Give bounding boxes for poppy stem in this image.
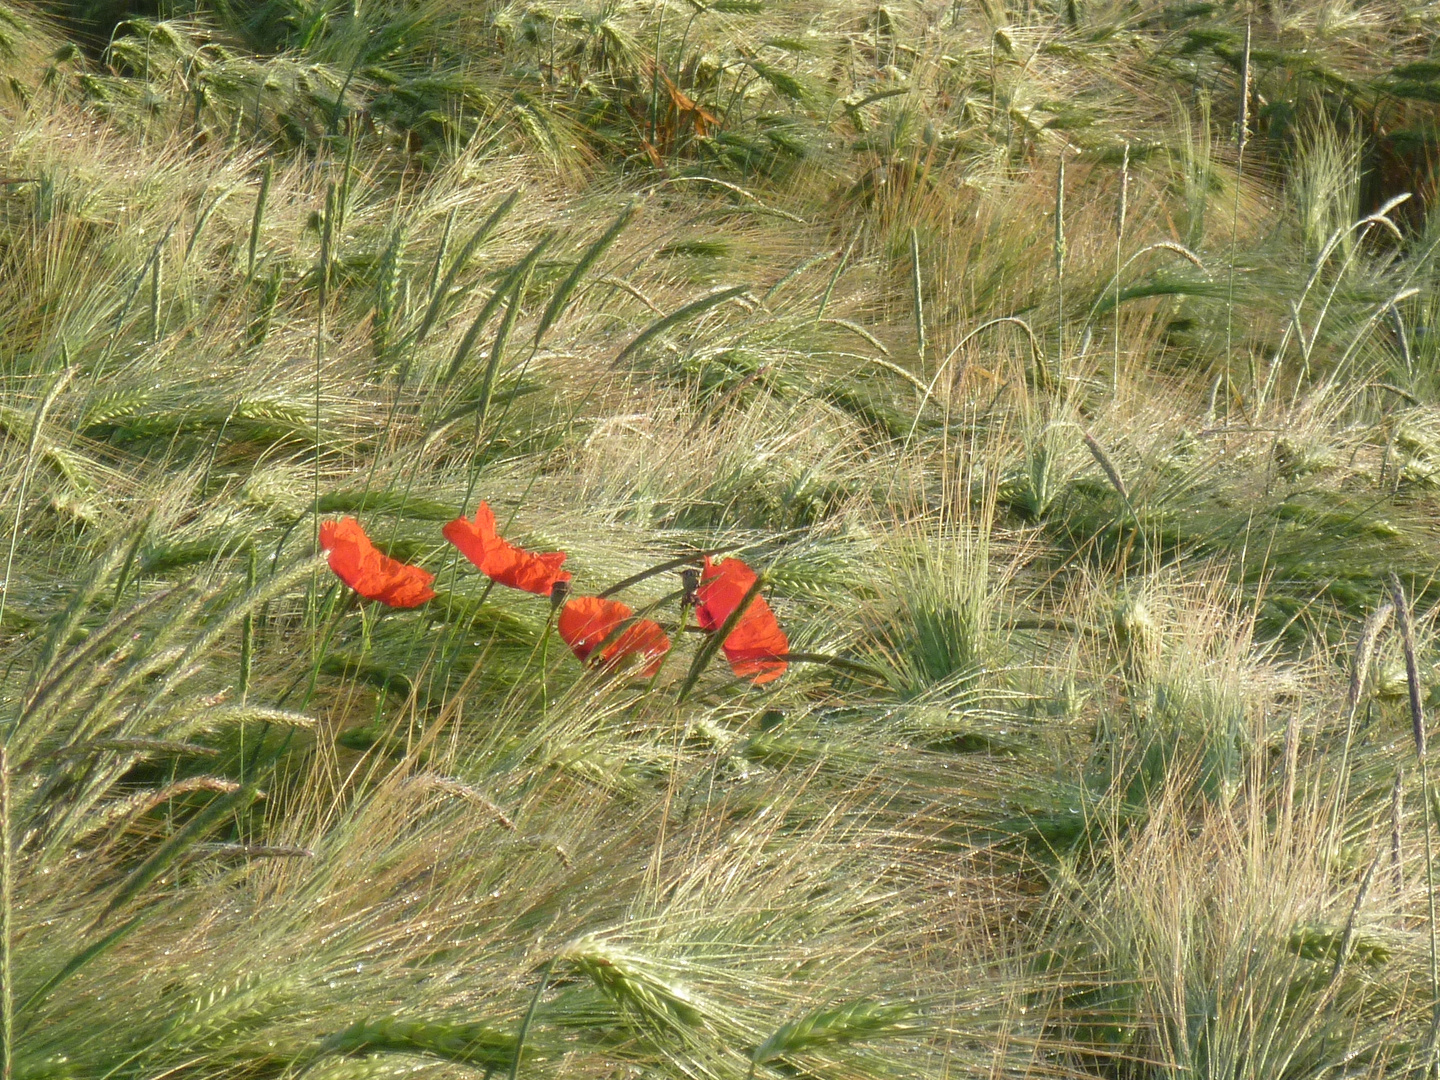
[645,597,689,692]
[677,574,766,703]
[598,553,708,599]
[539,615,553,717]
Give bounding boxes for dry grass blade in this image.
[1388,575,1425,761]
[92,783,260,930]
[1389,570,1439,1057]
[405,774,515,830]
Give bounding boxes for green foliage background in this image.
[3,0,1440,1075]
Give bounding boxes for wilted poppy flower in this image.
[444,501,572,596]
[694,556,788,684]
[320,517,435,608]
[558,595,670,677]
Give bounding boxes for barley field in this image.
[3,0,1440,1075]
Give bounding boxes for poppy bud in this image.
[680,567,701,607]
[550,578,571,610]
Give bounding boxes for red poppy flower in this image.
[320,517,435,608]
[694,556,788,684]
[444,501,572,596]
[558,595,670,677]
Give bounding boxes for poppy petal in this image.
[320,517,435,608]
[444,501,572,596]
[720,614,789,684]
[693,555,755,632]
[558,596,670,677]
[693,555,787,683]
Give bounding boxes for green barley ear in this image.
[23,532,133,709]
[1113,592,1158,690]
[371,222,409,367]
[415,188,521,346]
[750,999,917,1075]
[148,247,162,340]
[612,285,751,369]
[443,232,555,388]
[427,206,458,302]
[316,1016,519,1071]
[560,938,706,1036]
[245,159,272,283]
[533,201,636,347]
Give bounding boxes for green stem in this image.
[1,744,11,1080]
[509,958,554,1080]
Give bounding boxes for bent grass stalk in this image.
[910,227,926,374]
[1226,19,1251,405]
[1,745,9,1080]
[1114,141,1127,394]
[1331,600,1394,848]
[1390,571,1438,1064]
[1053,153,1066,388]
